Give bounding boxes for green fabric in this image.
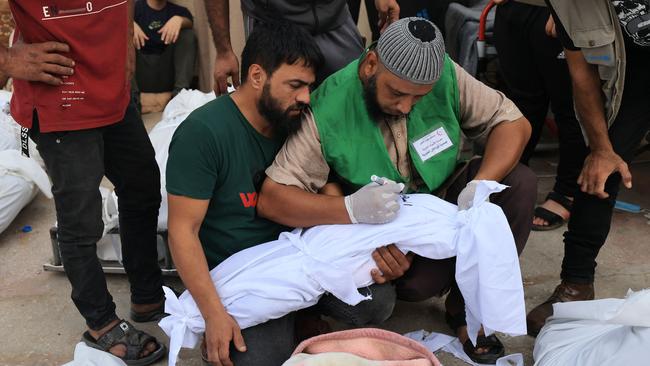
[312,55,460,193]
[166,95,287,268]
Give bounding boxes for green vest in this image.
[312,55,461,193]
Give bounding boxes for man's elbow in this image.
[257,178,283,221]
[167,217,201,251]
[518,116,533,143]
[168,221,194,247]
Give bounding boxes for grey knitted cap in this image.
[377,17,445,84]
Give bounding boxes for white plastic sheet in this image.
[533,289,650,366]
[0,90,50,234]
[62,342,127,366]
[405,330,524,366]
[0,150,52,233]
[0,173,37,234]
[0,90,43,163]
[160,181,527,366]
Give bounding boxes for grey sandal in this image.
[82,320,166,365]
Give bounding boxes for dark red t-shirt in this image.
[9,0,130,132]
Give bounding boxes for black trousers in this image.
[562,92,650,283]
[494,1,588,198]
[30,101,163,330]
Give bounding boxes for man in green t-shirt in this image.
[166,21,400,366]
[165,22,322,365]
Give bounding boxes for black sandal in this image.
[532,191,572,231]
[445,311,505,365]
[82,320,166,365]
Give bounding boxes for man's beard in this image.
[258,83,307,136]
[362,74,407,125]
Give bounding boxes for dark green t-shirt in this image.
[166,95,287,268]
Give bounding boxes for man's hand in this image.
[545,15,557,38]
[1,42,74,85]
[371,244,414,283]
[493,0,509,4]
[344,179,404,224]
[577,149,632,199]
[213,50,240,96]
[204,310,247,366]
[133,22,149,49]
[159,16,184,44]
[375,0,400,33]
[457,180,481,211]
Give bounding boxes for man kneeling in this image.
[257,17,536,365]
[166,21,395,366]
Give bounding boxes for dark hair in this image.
[240,21,324,83]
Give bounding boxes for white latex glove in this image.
[457,180,484,211]
[344,179,405,224]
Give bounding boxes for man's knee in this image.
[396,281,444,303]
[176,28,197,48]
[395,256,455,302]
[54,190,104,246]
[229,313,296,366]
[503,163,537,204]
[363,283,397,324]
[319,283,396,326]
[59,238,101,260]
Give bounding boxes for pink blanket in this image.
[284,328,441,366]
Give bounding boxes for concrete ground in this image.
[1,112,648,366]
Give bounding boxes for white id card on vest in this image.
[411,126,453,162]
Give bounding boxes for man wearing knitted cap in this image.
[258,17,535,364]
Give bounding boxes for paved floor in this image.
[1,113,648,366]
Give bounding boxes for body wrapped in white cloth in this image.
[159,181,527,366]
[533,288,650,366]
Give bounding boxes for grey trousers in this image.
[135,28,197,93]
[243,7,364,85]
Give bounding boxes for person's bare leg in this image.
[445,291,490,354]
[533,196,572,227]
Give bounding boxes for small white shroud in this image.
[159,181,527,366]
[534,288,650,366]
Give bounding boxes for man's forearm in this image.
[257,179,351,227]
[168,227,228,321]
[475,117,531,181]
[565,49,612,151]
[205,0,232,52]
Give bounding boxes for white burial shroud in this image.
[159,181,527,366]
[533,288,650,366]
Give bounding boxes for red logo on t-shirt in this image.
[239,192,258,208]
